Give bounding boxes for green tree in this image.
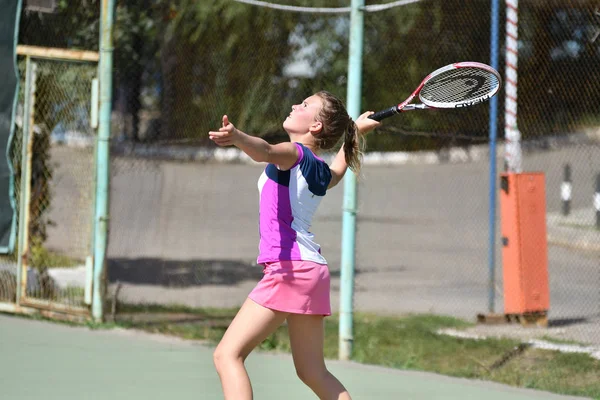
[155,0,300,142]
[519,2,600,136]
[113,0,160,141]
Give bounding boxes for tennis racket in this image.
[369,62,502,121]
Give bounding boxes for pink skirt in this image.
[248,260,331,316]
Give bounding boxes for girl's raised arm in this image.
[209,115,299,170]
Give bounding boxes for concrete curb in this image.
[438,328,600,360]
[546,209,600,252]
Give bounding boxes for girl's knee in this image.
[213,344,242,371]
[212,347,224,370]
[296,366,328,387]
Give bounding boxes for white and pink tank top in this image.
[257,142,332,265]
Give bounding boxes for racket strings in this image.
[429,78,493,99]
[421,68,499,104]
[428,69,497,96]
[425,78,495,102]
[424,78,496,102]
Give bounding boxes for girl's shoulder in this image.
[294,144,331,194]
[295,143,329,168]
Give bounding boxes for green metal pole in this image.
[339,0,364,361]
[93,0,115,321]
[7,0,24,256]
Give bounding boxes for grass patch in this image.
[113,303,239,343]
[109,304,600,398]
[31,245,82,268]
[0,249,82,268]
[60,286,85,303]
[0,255,18,264]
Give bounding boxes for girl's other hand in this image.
[355,111,380,135]
[209,115,239,146]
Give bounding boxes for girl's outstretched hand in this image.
[355,111,380,135]
[209,115,239,146]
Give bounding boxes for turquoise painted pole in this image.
[93,0,115,321]
[339,0,364,361]
[7,0,23,256]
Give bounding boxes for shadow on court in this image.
[548,317,590,328]
[0,314,591,400]
[107,258,367,287]
[108,258,264,287]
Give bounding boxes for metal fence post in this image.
[15,56,35,304]
[339,0,364,361]
[93,0,116,322]
[488,0,500,314]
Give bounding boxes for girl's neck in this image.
[294,140,318,154]
[288,133,318,154]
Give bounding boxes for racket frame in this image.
[369,61,501,121]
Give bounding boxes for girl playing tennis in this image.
[208,91,379,400]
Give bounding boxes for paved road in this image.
[42,144,600,345]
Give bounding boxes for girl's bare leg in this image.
[213,298,288,400]
[287,314,352,400]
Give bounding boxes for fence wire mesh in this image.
[0,60,29,305]
[7,0,600,378]
[1,57,97,311]
[2,3,101,314]
[102,0,600,345]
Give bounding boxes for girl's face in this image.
[283,95,323,135]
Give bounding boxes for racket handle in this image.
[369,106,399,121]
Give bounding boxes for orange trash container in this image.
[499,172,550,317]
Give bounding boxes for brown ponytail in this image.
[314,91,365,175]
[343,118,364,175]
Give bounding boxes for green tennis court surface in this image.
[0,314,590,400]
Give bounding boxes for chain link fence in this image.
[14,56,97,313]
[103,0,600,346]
[5,0,600,351]
[0,3,99,315]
